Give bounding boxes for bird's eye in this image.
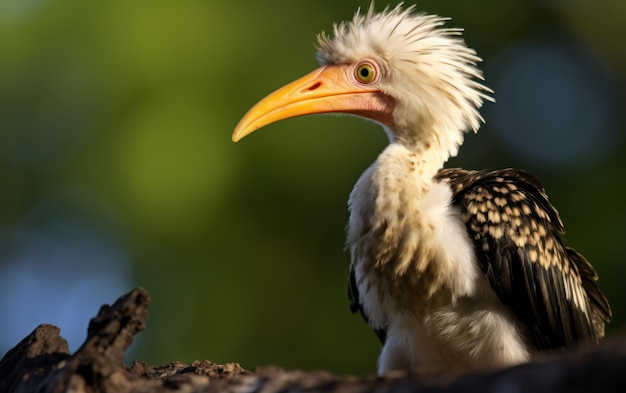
[355,62,377,84]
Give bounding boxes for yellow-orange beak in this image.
[232,64,395,142]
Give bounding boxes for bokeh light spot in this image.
[0,200,132,354]
[488,37,620,169]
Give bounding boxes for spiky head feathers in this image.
[316,4,492,157]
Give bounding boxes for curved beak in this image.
[232,64,395,142]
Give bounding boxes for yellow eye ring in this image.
[354,62,377,84]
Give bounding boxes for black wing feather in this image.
[436,168,611,350]
[349,267,387,344]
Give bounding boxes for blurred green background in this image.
[0,0,624,375]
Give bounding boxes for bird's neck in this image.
[383,123,464,174]
[379,140,449,185]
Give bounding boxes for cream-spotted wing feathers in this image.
[436,168,611,350]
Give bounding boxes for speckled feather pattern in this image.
[435,168,611,349]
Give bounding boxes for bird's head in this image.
[233,4,492,160]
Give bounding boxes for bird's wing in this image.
[436,168,611,350]
[349,267,387,344]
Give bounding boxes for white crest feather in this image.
[316,3,493,160]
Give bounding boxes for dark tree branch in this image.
[1,288,625,392]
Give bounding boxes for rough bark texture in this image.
[1,287,625,393]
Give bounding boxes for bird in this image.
[232,4,611,375]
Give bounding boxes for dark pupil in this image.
[360,67,369,78]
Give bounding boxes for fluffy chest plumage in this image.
[347,144,479,316]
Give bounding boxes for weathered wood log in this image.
[1,287,625,392]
